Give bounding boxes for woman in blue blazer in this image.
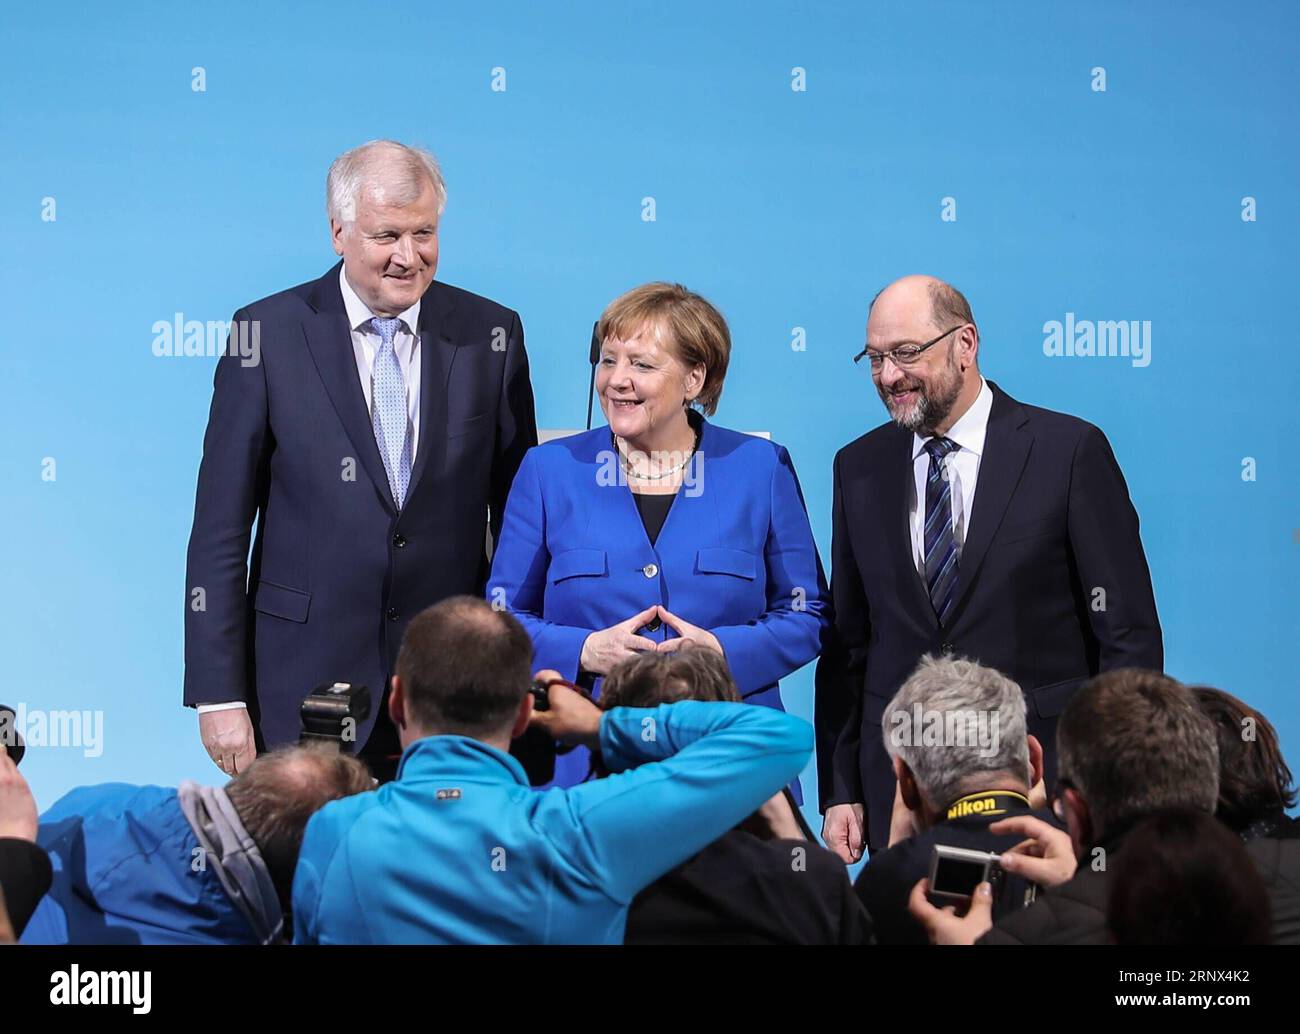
[488,283,829,793]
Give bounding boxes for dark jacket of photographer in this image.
[855,790,1053,945]
[625,828,872,945]
[980,821,1300,945]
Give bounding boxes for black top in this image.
[631,490,676,545]
[625,829,874,945]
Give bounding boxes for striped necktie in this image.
[923,436,961,624]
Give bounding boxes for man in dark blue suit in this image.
[817,275,1162,857]
[184,140,536,780]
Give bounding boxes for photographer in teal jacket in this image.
[292,596,813,944]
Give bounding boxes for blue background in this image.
[3,1,1296,838]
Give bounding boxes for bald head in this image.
[869,275,975,341]
[225,745,373,909]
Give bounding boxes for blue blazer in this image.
[488,416,829,786]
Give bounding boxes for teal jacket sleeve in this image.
[292,796,370,945]
[291,813,327,944]
[552,700,813,904]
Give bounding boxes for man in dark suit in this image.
[817,275,1161,857]
[184,140,537,780]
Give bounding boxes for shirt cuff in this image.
[196,702,248,714]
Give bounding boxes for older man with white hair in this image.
[185,140,537,781]
[851,654,1056,944]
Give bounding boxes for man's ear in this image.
[330,218,346,257]
[1064,789,1093,858]
[1026,734,1045,789]
[957,324,980,371]
[388,675,405,730]
[510,691,534,741]
[894,756,922,813]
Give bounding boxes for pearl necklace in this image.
[612,426,701,481]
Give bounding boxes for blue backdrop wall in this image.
[3,1,1296,833]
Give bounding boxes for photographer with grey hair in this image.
[910,668,1228,945]
[853,654,1054,943]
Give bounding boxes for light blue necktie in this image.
[370,317,413,509]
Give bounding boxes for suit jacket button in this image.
[387,607,399,621]
[941,642,955,656]
[646,617,662,632]
[393,534,406,548]
[643,563,659,578]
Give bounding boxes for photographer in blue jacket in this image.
[292,595,814,944]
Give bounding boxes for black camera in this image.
[299,682,371,752]
[929,844,1005,903]
[0,704,23,766]
[528,677,552,711]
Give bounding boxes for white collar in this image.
[339,263,422,335]
[912,377,993,460]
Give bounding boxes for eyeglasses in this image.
[853,325,965,370]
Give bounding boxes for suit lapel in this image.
[303,264,395,512]
[948,382,1031,619]
[884,428,938,627]
[406,282,458,500]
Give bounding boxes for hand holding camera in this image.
[0,746,38,843]
[527,670,602,752]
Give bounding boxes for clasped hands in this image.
[579,604,722,675]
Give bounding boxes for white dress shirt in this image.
[339,263,423,458]
[197,265,424,715]
[909,377,993,575]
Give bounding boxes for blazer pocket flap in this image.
[696,547,757,579]
[550,549,608,583]
[253,581,311,622]
[1031,675,1088,719]
[999,514,1064,544]
[448,411,491,439]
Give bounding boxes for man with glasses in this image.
[816,275,1162,858]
